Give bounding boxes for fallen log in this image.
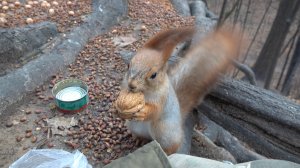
[191,128,237,163]
[199,78,300,163]
[196,111,266,162]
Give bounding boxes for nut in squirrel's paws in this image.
[115,90,145,119]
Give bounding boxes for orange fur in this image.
[169,29,240,118]
[134,103,161,121]
[144,27,195,65]
[163,142,180,155]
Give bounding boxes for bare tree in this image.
[281,36,300,98]
[252,0,300,89]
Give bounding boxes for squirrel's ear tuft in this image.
[144,27,195,65]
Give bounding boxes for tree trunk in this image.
[282,37,300,98]
[252,0,300,89]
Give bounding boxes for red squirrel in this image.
[115,27,239,154]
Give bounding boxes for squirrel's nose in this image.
[128,81,137,91]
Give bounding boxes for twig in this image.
[35,138,48,149]
[232,0,242,26]
[223,0,240,27]
[232,0,251,78]
[217,0,228,28]
[242,0,272,64]
[276,24,300,89]
[47,127,51,139]
[233,60,257,85]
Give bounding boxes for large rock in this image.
[0,22,58,65]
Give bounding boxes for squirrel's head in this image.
[122,27,195,93]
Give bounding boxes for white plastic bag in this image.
[9,149,92,168]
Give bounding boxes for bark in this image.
[191,129,237,163]
[199,78,300,163]
[252,0,300,89]
[282,37,300,98]
[196,112,266,162]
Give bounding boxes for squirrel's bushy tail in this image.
[169,29,240,117]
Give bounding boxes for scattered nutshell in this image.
[49,8,55,15]
[58,126,65,131]
[25,110,32,115]
[0,13,5,17]
[28,1,33,5]
[5,121,13,127]
[2,6,9,10]
[2,1,8,6]
[25,4,32,9]
[52,1,58,6]
[12,120,19,125]
[112,29,117,34]
[26,18,33,24]
[16,136,23,142]
[8,3,14,8]
[25,129,32,133]
[0,17,7,24]
[14,1,21,6]
[67,1,72,5]
[47,142,54,148]
[35,109,42,114]
[33,1,39,5]
[45,3,50,8]
[31,136,37,143]
[25,132,32,138]
[41,2,47,7]
[68,11,75,16]
[35,127,41,131]
[20,116,27,122]
[140,25,147,31]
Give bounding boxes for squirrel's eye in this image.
[127,64,130,69]
[150,72,157,79]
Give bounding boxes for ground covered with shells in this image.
[0,0,92,32]
[0,0,194,167]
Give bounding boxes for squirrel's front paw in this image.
[132,106,149,121]
[118,103,144,119]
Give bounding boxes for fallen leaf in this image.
[46,116,78,136]
[113,35,137,47]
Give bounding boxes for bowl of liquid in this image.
[52,78,89,113]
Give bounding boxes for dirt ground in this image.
[1,0,299,168]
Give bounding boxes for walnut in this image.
[115,90,145,119]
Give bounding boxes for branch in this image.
[191,128,237,163]
[233,60,257,85]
